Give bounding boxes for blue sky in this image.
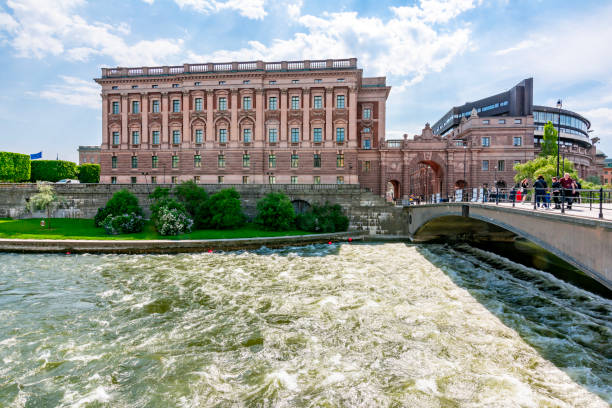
[1,0,611,161]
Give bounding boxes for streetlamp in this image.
[463,143,467,199]
[556,99,562,177]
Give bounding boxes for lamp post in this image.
[556,99,562,177]
[463,143,467,199]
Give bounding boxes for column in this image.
[255,89,264,143]
[182,91,190,146]
[280,89,288,142]
[161,92,169,147]
[325,87,333,142]
[378,96,386,147]
[206,90,214,142]
[101,93,108,148]
[230,89,238,142]
[348,86,357,148]
[121,93,128,148]
[141,93,148,146]
[302,89,310,141]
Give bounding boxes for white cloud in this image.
[38,76,99,109]
[287,0,302,20]
[175,0,266,19]
[493,39,538,56]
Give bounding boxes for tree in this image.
[94,189,143,227]
[0,152,31,182]
[77,164,100,183]
[174,180,210,228]
[540,121,558,157]
[514,155,577,186]
[207,188,245,229]
[31,160,78,182]
[26,182,64,229]
[255,192,296,231]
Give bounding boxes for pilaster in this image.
[255,89,264,143]
[161,92,169,147]
[230,88,238,143]
[101,93,108,148]
[348,86,357,148]
[141,93,148,146]
[120,93,128,148]
[325,87,333,142]
[182,91,190,146]
[280,88,288,142]
[206,90,214,142]
[302,88,310,141]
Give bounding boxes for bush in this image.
[78,163,100,183]
[155,206,194,236]
[31,160,78,182]
[102,212,145,235]
[207,188,245,229]
[255,192,296,231]
[94,189,143,227]
[296,202,349,233]
[174,181,210,228]
[0,151,31,182]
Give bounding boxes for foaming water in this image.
[0,244,609,407]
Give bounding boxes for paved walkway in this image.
[481,201,612,221]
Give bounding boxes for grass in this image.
[0,218,314,240]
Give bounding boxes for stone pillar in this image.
[302,89,310,141]
[161,92,169,147]
[280,89,288,142]
[182,91,190,146]
[348,86,357,148]
[325,87,333,142]
[206,90,214,142]
[101,93,108,148]
[141,93,148,146]
[121,93,128,148]
[255,89,264,143]
[230,89,238,142]
[378,97,386,146]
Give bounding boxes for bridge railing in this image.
[402,187,612,220]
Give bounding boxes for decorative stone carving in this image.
[288,110,302,121]
[108,114,121,124]
[169,113,183,122]
[310,109,325,120]
[128,114,141,125]
[190,112,206,121]
[214,111,231,122]
[265,110,280,121]
[333,108,348,122]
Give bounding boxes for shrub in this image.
[102,212,145,235]
[0,152,31,182]
[31,160,78,182]
[207,188,245,229]
[296,202,349,233]
[78,163,100,183]
[94,189,143,227]
[254,192,296,231]
[155,206,194,236]
[174,181,210,228]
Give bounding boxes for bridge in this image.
[404,202,612,290]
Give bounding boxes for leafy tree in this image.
[585,175,601,185]
[77,163,100,183]
[174,180,210,228]
[255,192,296,231]
[26,182,64,229]
[514,155,577,186]
[207,188,245,229]
[296,202,349,233]
[539,121,558,157]
[94,189,143,227]
[31,160,78,182]
[0,152,31,182]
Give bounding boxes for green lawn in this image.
[0,218,314,240]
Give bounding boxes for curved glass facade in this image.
[533,110,589,135]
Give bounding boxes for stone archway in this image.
[455,180,467,189]
[291,199,310,214]
[409,160,444,198]
[386,180,400,202]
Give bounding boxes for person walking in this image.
[551,177,561,209]
[560,173,576,210]
[574,180,582,204]
[520,178,530,203]
[533,175,548,209]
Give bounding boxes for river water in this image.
[0,243,610,407]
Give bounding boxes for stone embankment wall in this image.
[0,184,404,236]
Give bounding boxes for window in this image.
[152,84,158,88]
[243,154,250,167]
[194,176,200,183]
[194,82,201,86]
[313,95,323,109]
[337,78,345,82]
[243,128,252,143]
[269,175,276,184]
[111,86,118,90]
[195,98,203,111]
[243,96,251,110]
[513,137,522,146]
[292,80,299,84]
[132,85,138,89]
[111,176,117,184]
[291,96,299,110]
[269,154,276,168]
[269,80,276,85]
[314,79,322,83]
[219,129,227,143]
[172,100,180,112]
[243,80,250,85]
[291,128,300,143]
[218,176,224,184]
[131,176,137,184]
[195,129,203,143]
[336,128,345,143]
[218,97,227,111]
[132,131,139,145]
[218,81,225,85]
[363,108,371,119]
[498,160,505,172]
[242,176,249,184]
[112,101,119,114]
[172,176,178,184]
[363,127,370,133]
[172,155,179,168]
[336,154,344,168]
[218,154,225,168]
[482,160,489,171]
[268,97,277,110]
[314,176,321,184]
[173,130,181,144]
[498,119,506,124]
[152,156,158,168]
[363,139,371,149]
[313,128,322,143]
[313,153,321,168]
[172,84,179,88]
[337,176,344,184]
[481,137,490,147]
[362,162,370,173]
[336,95,345,109]
[131,156,138,169]
[291,154,299,168]
[194,155,201,168]
[111,156,117,168]
[112,131,120,145]
[268,128,278,143]
[482,119,489,124]
[291,176,298,184]
[132,101,139,113]
[514,119,522,124]
[152,100,160,113]
[151,176,157,184]
[514,160,521,166]
[152,130,160,145]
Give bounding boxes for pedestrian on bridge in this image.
[534,175,548,208]
[552,177,561,209]
[560,173,576,210]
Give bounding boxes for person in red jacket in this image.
[559,173,576,209]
